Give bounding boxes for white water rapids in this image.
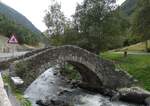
[24,67,136,106]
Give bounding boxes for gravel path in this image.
[112,51,150,55]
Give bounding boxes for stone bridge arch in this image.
[12,45,134,91]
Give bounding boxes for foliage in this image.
[44,2,66,36]
[120,0,138,16]
[16,93,32,106]
[60,63,81,80]
[15,62,29,78]
[44,0,129,54]
[132,0,150,51]
[15,61,34,83]
[72,0,129,53]
[0,13,39,45]
[101,52,150,91]
[0,2,41,36]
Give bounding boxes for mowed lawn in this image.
[100,52,150,91]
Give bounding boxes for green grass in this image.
[2,74,32,106]
[101,52,150,91]
[60,64,81,81]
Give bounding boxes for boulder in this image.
[118,87,150,104]
[70,80,80,88]
[145,97,150,106]
[36,99,70,106]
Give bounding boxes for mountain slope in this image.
[0,12,40,45]
[0,2,41,35]
[121,0,138,16]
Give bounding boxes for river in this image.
[24,67,137,106]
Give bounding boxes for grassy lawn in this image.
[100,52,150,91]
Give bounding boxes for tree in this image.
[44,0,128,53]
[73,0,128,53]
[132,0,150,51]
[0,13,40,45]
[44,2,66,36]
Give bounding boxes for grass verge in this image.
[101,52,150,91]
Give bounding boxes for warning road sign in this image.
[8,35,18,44]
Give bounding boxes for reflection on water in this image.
[24,67,136,106]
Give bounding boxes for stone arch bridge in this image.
[0,45,134,91]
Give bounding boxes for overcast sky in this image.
[1,0,125,31]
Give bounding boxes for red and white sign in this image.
[8,35,18,44]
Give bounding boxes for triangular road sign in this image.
[8,35,18,44]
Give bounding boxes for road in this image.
[112,51,150,55]
[0,51,28,61]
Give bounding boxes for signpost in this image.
[7,34,18,57]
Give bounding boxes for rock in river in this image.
[36,99,70,106]
[118,87,150,105]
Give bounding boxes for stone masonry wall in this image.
[12,45,134,90]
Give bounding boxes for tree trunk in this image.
[145,40,149,52]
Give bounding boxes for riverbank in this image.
[101,52,150,91]
[1,70,31,106]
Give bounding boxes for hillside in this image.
[0,2,41,35]
[121,0,138,16]
[0,13,40,45]
[0,2,49,46]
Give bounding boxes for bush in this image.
[60,63,81,81]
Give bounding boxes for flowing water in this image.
[24,67,136,106]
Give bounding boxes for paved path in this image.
[0,73,12,106]
[112,51,150,55]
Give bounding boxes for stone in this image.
[145,97,150,106]
[70,80,80,88]
[53,71,58,76]
[58,87,72,96]
[119,87,150,104]
[36,100,47,106]
[110,92,120,101]
[11,77,24,85]
[36,99,70,106]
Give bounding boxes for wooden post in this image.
[124,50,128,57]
